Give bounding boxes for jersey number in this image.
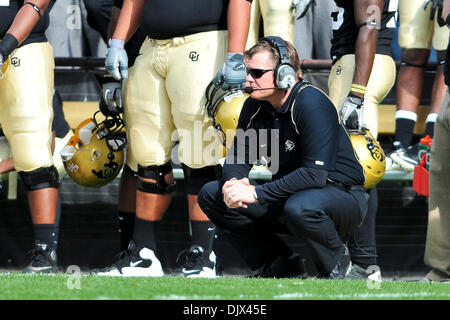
[331,6,345,30]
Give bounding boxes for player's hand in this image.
[293,0,315,20]
[215,53,246,90]
[99,82,123,116]
[339,94,364,131]
[424,0,445,26]
[105,39,128,80]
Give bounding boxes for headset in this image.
[261,36,297,89]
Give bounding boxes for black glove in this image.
[424,0,445,26]
[99,82,123,116]
[339,94,364,131]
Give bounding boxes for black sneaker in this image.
[93,240,163,277]
[326,244,351,279]
[390,142,418,172]
[347,264,382,281]
[23,241,58,274]
[175,245,217,278]
[251,254,308,279]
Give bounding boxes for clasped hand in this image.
[222,178,257,209]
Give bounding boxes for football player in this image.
[246,0,295,48]
[390,0,449,170]
[94,0,252,278]
[82,0,146,252]
[0,0,61,273]
[328,0,398,280]
[0,89,73,248]
[422,0,450,283]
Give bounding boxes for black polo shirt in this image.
[222,80,365,204]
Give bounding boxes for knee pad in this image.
[400,61,427,68]
[137,162,176,194]
[182,164,222,195]
[19,166,61,191]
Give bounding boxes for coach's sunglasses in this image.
[246,68,275,78]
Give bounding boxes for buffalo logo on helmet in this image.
[60,112,126,188]
[205,81,249,153]
[349,128,386,189]
[368,142,385,162]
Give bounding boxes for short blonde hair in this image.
[245,37,301,77]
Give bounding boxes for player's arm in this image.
[106,0,145,80]
[216,0,252,90]
[107,6,122,43]
[0,0,51,63]
[110,0,146,42]
[5,0,51,45]
[227,0,252,53]
[444,0,450,22]
[339,0,381,130]
[351,0,381,98]
[0,158,14,174]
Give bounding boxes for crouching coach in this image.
[198,36,368,279]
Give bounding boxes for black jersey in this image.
[139,0,229,39]
[222,81,365,204]
[330,0,397,61]
[0,0,54,47]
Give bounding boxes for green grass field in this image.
[0,273,449,300]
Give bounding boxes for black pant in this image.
[198,181,367,276]
[348,186,378,268]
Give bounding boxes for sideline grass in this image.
[0,273,449,300]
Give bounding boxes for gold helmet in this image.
[0,56,9,79]
[60,112,126,188]
[205,81,249,150]
[349,128,386,189]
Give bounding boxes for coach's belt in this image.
[149,30,226,47]
[327,179,365,192]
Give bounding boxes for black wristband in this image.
[0,33,19,59]
[23,2,42,18]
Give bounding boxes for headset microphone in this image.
[243,87,286,94]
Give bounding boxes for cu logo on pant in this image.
[189,51,199,62]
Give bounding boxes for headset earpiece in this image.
[262,36,296,89]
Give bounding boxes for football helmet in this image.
[60,112,126,188]
[349,128,386,189]
[205,81,249,150]
[0,56,9,79]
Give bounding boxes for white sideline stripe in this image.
[153,294,223,300]
[275,292,450,299]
